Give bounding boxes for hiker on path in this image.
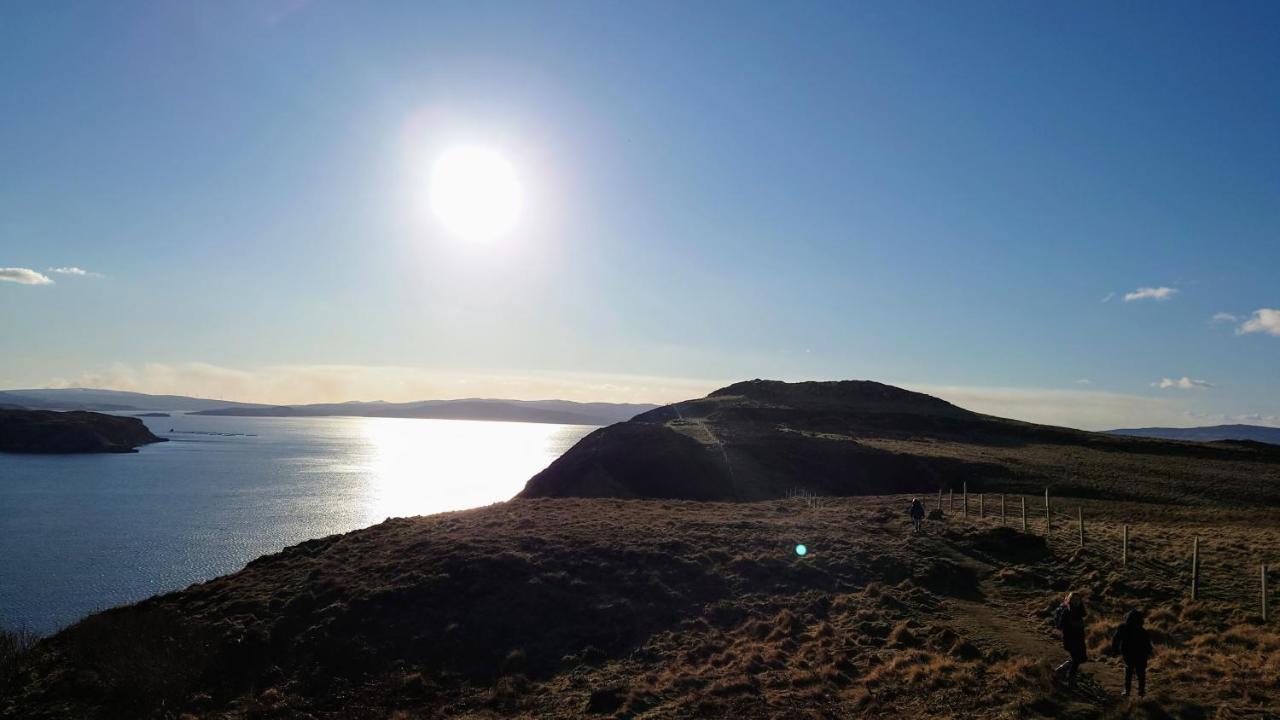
[1054,591,1088,683]
[909,497,925,533]
[1111,609,1154,697]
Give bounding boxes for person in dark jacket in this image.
[1054,591,1088,683]
[1112,609,1154,697]
[909,497,925,533]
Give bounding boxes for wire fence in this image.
[936,485,1274,623]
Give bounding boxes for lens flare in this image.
[795,544,808,556]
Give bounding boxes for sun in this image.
[428,146,524,241]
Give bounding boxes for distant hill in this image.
[192,398,657,426]
[0,389,656,425]
[1107,424,1280,445]
[520,379,1280,505]
[0,409,167,453]
[0,388,268,412]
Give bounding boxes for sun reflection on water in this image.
[353,417,589,524]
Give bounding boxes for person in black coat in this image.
[1112,609,1155,697]
[909,497,925,533]
[1054,591,1088,682]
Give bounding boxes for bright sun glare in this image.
[428,146,524,241]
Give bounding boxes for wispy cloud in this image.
[1100,292,1115,303]
[1183,411,1280,428]
[43,362,723,406]
[29,362,1227,431]
[1237,308,1280,337]
[263,0,312,26]
[1123,286,1177,302]
[1212,312,1238,323]
[48,266,102,277]
[0,267,54,285]
[1075,379,1092,385]
[1152,376,1214,390]
[904,383,1188,431]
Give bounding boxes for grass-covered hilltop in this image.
[522,379,1280,505]
[3,380,1278,719]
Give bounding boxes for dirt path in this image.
[948,580,1127,710]
[666,409,738,498]
[892,511,1130,717]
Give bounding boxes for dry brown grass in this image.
[3,495,1277,719]
[0,625,39,697]
[858,436,1280,506]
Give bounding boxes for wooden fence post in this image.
[1191,538,1199,601]
[1001,494,1006,525]
[980,493,985,518]
[949,488,954,512]
[1077,507,1084,548]
[1122,525,1128,567]
[1021,496,1027,532]
[1262,565,1268,623]
[963,482,968,519]
[1045,488,1051,537]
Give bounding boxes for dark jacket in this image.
[1058,603,1087,659]
[1112,610,1154,665]
[910,500,925,519]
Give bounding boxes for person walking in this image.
[1111,609,1154,697]
[909,497,925,533]
[1053,591,1088,683]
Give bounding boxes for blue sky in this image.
[2,1,1277,429]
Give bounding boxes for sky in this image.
[2,1,1278,430]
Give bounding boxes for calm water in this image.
[0,415,594,633]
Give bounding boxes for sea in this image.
[0,414,595,634]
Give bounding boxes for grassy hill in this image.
[3,496,1277,719]
[5,379,1279,719]
[521,380,1280,505]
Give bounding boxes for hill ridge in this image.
[521,379,1280,505]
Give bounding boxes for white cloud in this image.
[1075,379,1092,385]
[1238,308,1280,337]
[1100,292,1115,303]
[1212,312,1238,323]
[0,267,54,285]
[1123,286,1177,302]
[1152,377,1214,390]
[48,266,101,277]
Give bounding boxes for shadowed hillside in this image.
[4,497,1277,719]
[521,380,1280,505]
[0,410,166,454]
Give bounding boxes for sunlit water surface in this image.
[0,415,594,633]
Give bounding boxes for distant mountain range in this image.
[1106,424,1280,445]
[0,388,656,426]
[0,388,270,412]
[190,399,656,426]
